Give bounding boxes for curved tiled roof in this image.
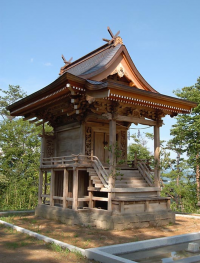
[65,45,121,77]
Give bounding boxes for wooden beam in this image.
[116,115,157,126]
[72,168,78,210]
[63,169,69,209]
[50,169,55,206]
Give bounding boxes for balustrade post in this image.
[63,169,69,209]
[50,169,55,206]
[91,149,93,161]
[134,152,137,168]
[72,168,78,210]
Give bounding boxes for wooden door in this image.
[94,132,109,163]
[94,132,105,162]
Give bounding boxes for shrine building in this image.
[8,27,197,229]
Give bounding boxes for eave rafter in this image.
[105,89,193,114]
[8,72,196,126]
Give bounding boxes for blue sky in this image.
[1,0,200,154]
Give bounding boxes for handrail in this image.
[41,154,109,188]
[42,154,92,166]
[92,156,109,188]
[137,161,153,186]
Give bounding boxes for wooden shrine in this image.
[8,28,196,229]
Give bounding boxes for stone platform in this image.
[35,204,175,230]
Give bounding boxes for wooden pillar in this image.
[154,124,160,187]
[50,169,55,206]
[72,168,78,210]
[108,118,116,211]
[109,119,116,187]
[63,169,69,209]
[89,177,94,208]
[38,170,43,205]
[43,171,47,204]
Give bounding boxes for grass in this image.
[4,241,29,249]
[47,242,70,254]
[72,249,84,258]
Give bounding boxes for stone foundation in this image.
[35,205,175,230]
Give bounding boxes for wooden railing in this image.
[137,160,154,186]
[41,154,92,167]
[41,154,109,188]
[127,155,154,187]
[92,156,109,188]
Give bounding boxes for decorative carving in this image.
[45,136,54,158]
[114,36,123,46]
[132,109,141,118]
[86,95,95,104]
[120,131,126,160]
[110,63,134,86]
[85,127,92,156]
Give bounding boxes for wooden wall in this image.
[55,124,82,156]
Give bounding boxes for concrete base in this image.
[35,205,175,230]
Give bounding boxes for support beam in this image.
[38,170,43,205]
[109,118,116,188]
[154,124,160,188]
[72,168,78,210]
[50,169,55,206]
[89,177,94,208]
[43,171,47,204]
[63,169,69,209]
[108,118,116,211]
[116,115,159,126]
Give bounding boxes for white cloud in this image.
[44,62,52,66]
[30,58,34,63]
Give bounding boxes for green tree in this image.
[128,133,153,161]
[0,118,41,209]
[0,85,26,119]
[170,77,200,201]
[0,85,44,210]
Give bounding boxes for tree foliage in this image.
[0,85,26,119]
[0,85,41,210]
[169,77,200,201]
[128,133,153,161]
